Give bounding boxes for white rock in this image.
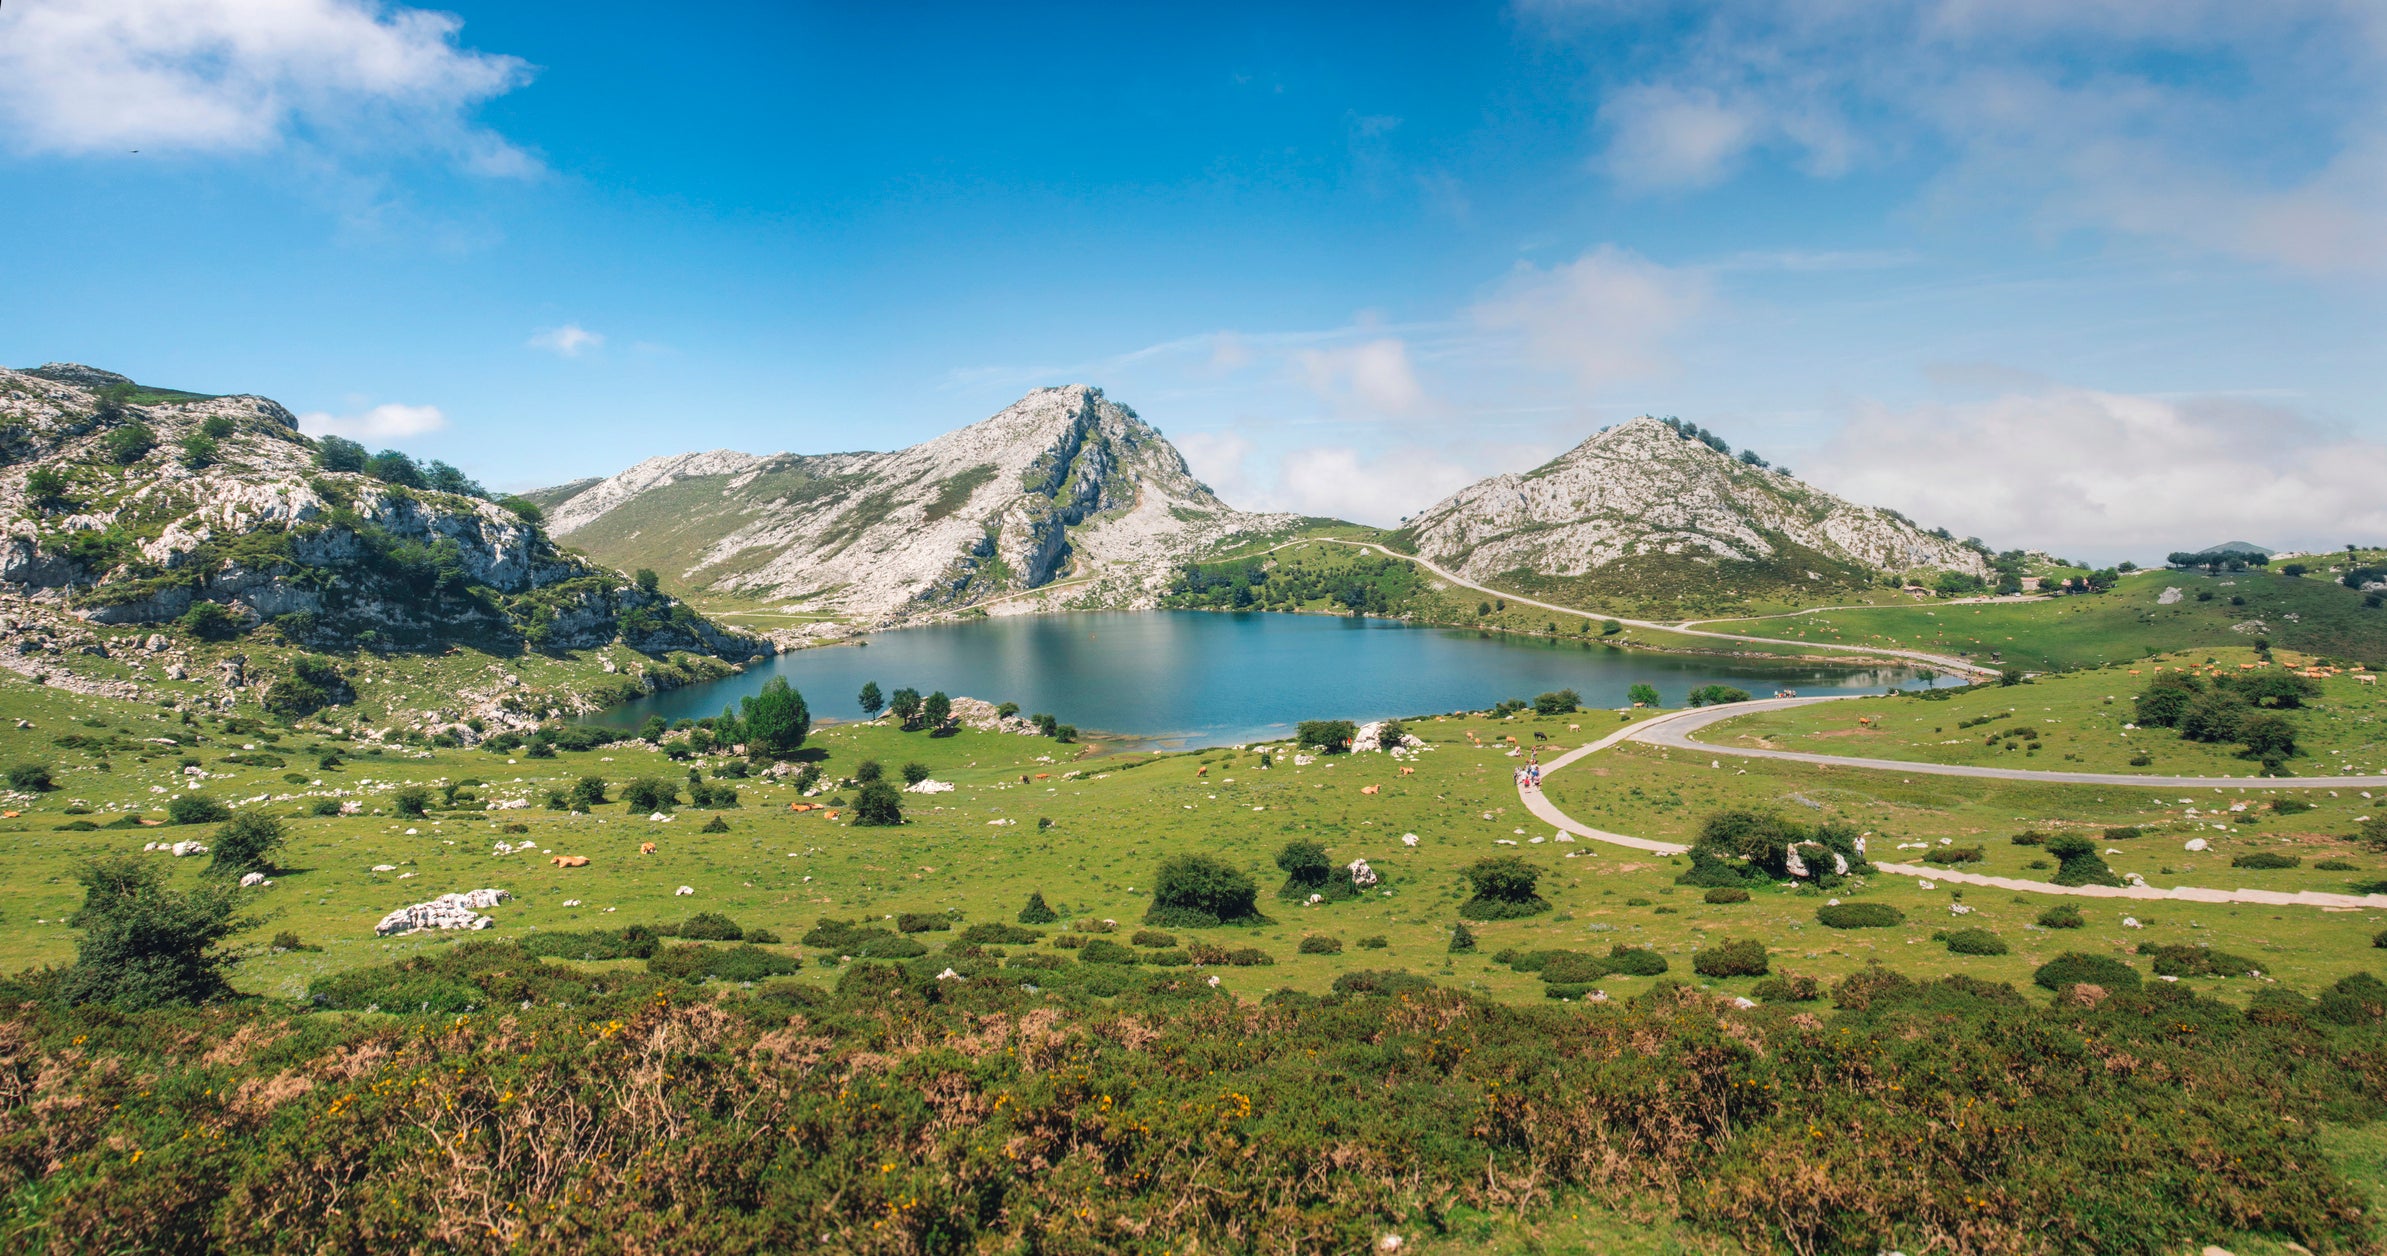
[675,885,695,896]
[2184,838,2208,852]
[371,864,397,872]
[169,840,207,857]
[238,871,267,887]
[1347,858,1379,888]
[2122,916,2143,928]
[935,968,961,981]
[1401,833,1419,847]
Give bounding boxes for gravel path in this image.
[1518,704,2387,910]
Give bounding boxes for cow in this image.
[551,855,589,868]
[639,842,656,855]
[2361,675,2378,686]
[791,803,815,812]
[824,810,840,821]
[1034,773,1051,780]
[1196,765,1209,777]
[1399,766,1415,777]
[1532,731,1547,741]
[1360,785,1380,796]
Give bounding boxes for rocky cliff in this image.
[535,385,1299,621]
[1389,416,1989,605]
[0,364,765,663]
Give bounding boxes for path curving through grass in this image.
[1522,700,2387,910]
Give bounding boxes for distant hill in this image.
[535,385,1301,622]
[1385,416,1991,614]
[2199,541,2275,557]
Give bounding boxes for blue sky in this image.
[1,1,2382,560]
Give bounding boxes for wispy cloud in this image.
[0,0,535,173]
[297,401,447,440]
[1470,245,1710,391]
[529,324,604,358]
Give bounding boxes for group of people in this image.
[1513,757,1542,791]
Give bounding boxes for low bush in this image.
[1187,942,1274,966]
[1447,923,1477,953]
[677,912,744,942]
[1932,928,2008,956]
[2317,859,2360,872]
[522,927,660,962]
[647,943,803,982]
[800,918,926,960]
[1146,855,1268,928]
[2103,826,2144,841]
[2009,831,2047,846]
[6,763,55,792]
[1817,902,1906,929]
[166,794,232,825]
[1330,970,1433,998]
[391,787,430,818]
[1921,846,1984,865]
[1129,929,1175,948]
[1692,938,1768,978]
[1018,892,1059,924]
[2037,904,2086,929]
[2033,951,2140,992]
[1702,886,1751,904]
[1356,935,1389,950]
[2231,852,2301,869]
[2142,944,2261,978]
[1457,856,1550,920]
[1750,974,1821,1002]
[962,923,1044,945]
[895,913,951,934]
[1078,938,1138,965]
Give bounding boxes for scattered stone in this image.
[238,871,267,887]
[374,889,510,936]
[675,885,695,896]
[1347,858,1379,888]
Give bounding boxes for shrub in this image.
[852,781,904,826]
[1458,856,1550,920]
[2142,943,2260,978]
[622,777,679,813]
[2037,903,2086,929]
[648,943,803,983]
[901,762,931,785]
[1750,974,1821,1002]
[700,815,730,833]
[678,912,744,941]
[167,794,232,825]
[799,918,926,960]
[207,813,286,876]
[1146,855,1266,928]
[2232,851,2301,869]
[2358,816,2387,853]
[391,787,431,818]
[1922,845,1985,865]
[1330,970,1433,998]
[2033,952,2139,992]
[1702,886,1751,904]
[1297,935,1343,955]
[962,923,1044,945]
[895,912,951,933]
[2010,831,2046,846]
[1692,939,1768,978]
[1018,892,1059,924]
[57,856,238,1010]
[1078,938,1138,965]
[1678,809,1870,886]
[1294,720,1357,753]
[1447,922,1477,953]
[1130,930,1176,948]
[308,797,343,817]
[1356,935,1389,949]
[1274,838,1349,902]
[2271,798,2316,815]
[6,763,54,792]
[1933,928,2008,956]
[2316,973,2387,1025]
[1817,902,1906,929]
[2316,859,2359,872]
[2046,834,2123,887]
[1532,690,1580,715]
[853,760,884,784]
[2103,826,2145,841]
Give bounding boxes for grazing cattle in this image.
[1034,773,1051,780]
[551,855,589,868]
[639,842,656,855]
[2360,674,2378,686]
[1567,723,1580,731]
[1196,765,1208,777]
[824,810,840,821]
[1532,731,1547,740]
[1399,766,1415,776]
[1360,784,1380,796]
[791,803,815,812]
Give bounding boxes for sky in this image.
[0,0,2382,563]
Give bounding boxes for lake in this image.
[592,611,1953,749]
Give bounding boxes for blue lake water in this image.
[592,611,1953,749]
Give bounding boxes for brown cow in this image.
[551,855,589,868]
[824,810,840,821]
[791,803,815,812]
[639,842,656,855]
[1034,773,1051,780]
[1399,766,1415,777]
[1196,765,1209,777]
[1360,784,1380,796]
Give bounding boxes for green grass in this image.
[1698,569,2387,671]
[1700,646,2387,776]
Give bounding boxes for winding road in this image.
[1518,699,2387,910]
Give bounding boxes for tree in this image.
[2135,673,2201,727]
[569,776,608,810]
[1146,854,1264,927]
[1447,922,1477,953]
[889,687,924,729]
[854,759,884,783]
[1602,619,1623,636]
[179,600,242,641]
[105,423,157,465]
[315,435,369,473]
[1458,856,1549,920]
[2237,672,2318,710]
[640,714,668,743]
[1686,684,1751,707]
[208,813,286,877]
[739,676,811,758]
[2237,712,2297,765]
[392,786,432,817]
[922,691,952,732]
[1532,689,1580,715]
[425,460,485,497]
[1274,839,1339,901]
[858,681,884,718]
[1627,682,1661,708]
[366,449,426,488]
[178,433,218,469]
[24,467,70,507]
[167,794,231,825]
[853,780,904,826]
[901,761,931,785]
[1018,891,1059,924]
[622,777,679,812]
[634,568,661,595]
[2282,563,2307,577]
[58,856,240,1010]
[499,497,544,526]
[6,763,54,792]
[2179,691,2245,744]
[1295,720,1357,753]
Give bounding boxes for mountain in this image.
[0,364,765,726]
[1386,416,1989,610]
[535,385,1300,622]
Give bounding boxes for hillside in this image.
[1386,416,1990,615]
[0,364,767,735]
[536,386,1301,623]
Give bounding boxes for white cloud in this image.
[1810,384,2387,561]
[1549,1,2387,274]
[1293,338,1428,416]
[298,402,447,440]
[0,0,534,171]
[529,324,605,358]
[1173,430,1257,503]
[1470,245,1709,391]
[1276,446,1485,525]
